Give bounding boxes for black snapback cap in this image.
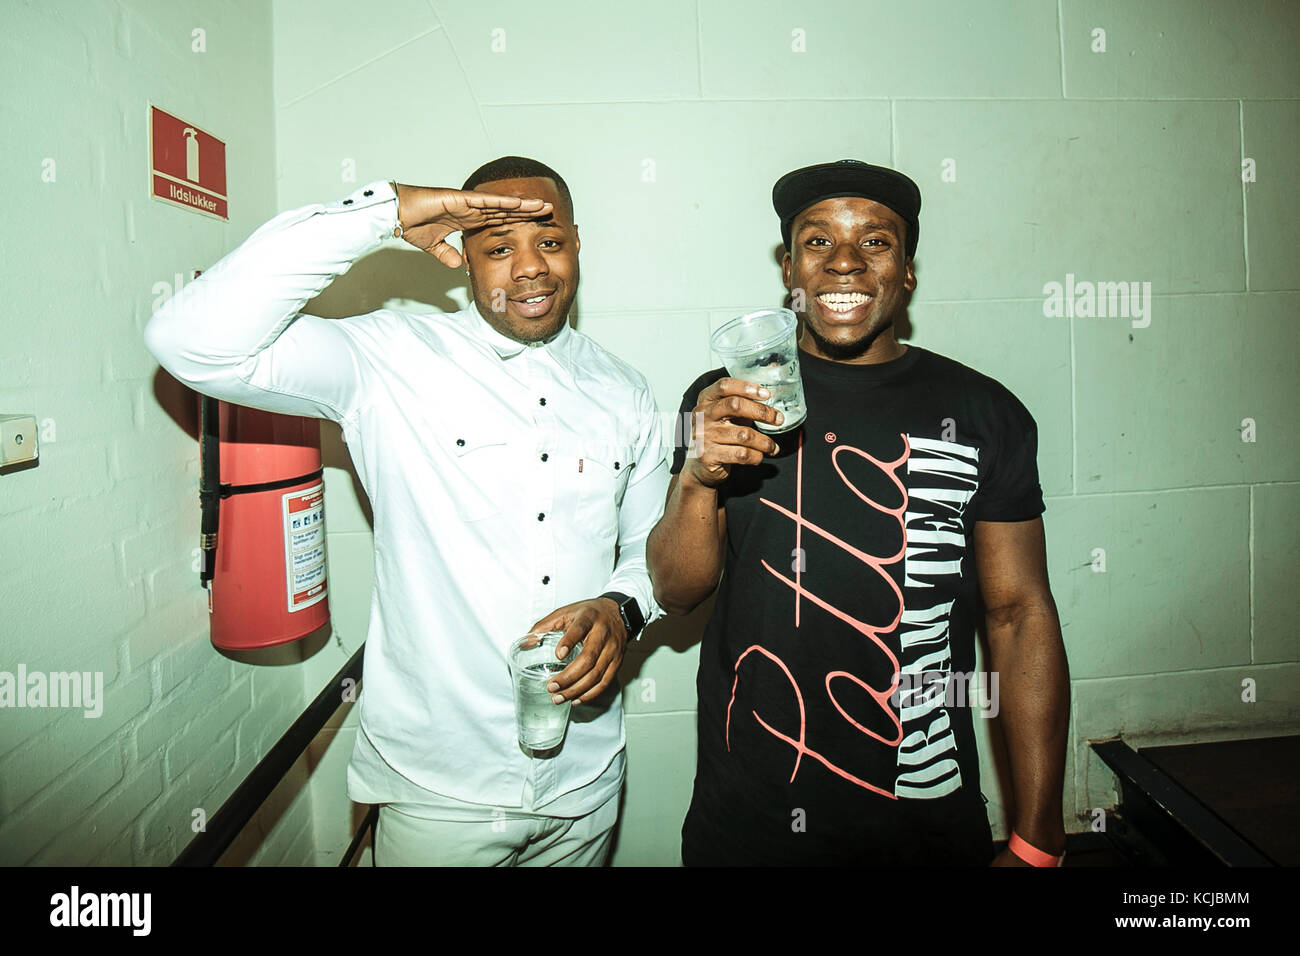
[773,159,921,258]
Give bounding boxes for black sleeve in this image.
[669,367,728,476]
[970,386,1046,522]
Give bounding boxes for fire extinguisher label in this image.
[283,483,328,612]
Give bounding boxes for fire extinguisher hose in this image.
[197,395,323,589]
[199,395,221,588]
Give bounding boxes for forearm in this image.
[603,456,669,628]
[143,180,398,414]
[646,473,724,615]
[986,607,1070,855]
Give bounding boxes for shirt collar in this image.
[461,304,576,378]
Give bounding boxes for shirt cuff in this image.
[321,179,401,241]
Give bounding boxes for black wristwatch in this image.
[600,592,645,642]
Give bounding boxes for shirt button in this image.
[343,199,353,205]
[456,438,465,446]
[363,189,374,197]
[538,397,547,406]
[537,513,545,521]
[542,575,550,584]
[614,462,621,470]
[540,453,549,462]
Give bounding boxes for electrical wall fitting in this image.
[0,415,39,466]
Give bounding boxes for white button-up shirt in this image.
[145,180,668,813]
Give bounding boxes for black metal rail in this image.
[339,805,379,867]
[1091,738,1276,866]
[173,644,367,867]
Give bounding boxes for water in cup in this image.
[710,309,808,435]
[514,659,569,749]
[508,630,581,752]
[741,349,806,434]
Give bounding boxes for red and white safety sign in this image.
[282,483,328,612]
[148,104,228,220]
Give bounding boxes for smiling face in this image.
[782,196,916,364]
[462,176,580,344]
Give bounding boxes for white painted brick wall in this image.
[154,636,220,700]
[0,0,318,868]
[135,733,238,865]
[0,671,150,814]
[33,760,165,866]
[0,746,125,863]
[164,677,249,781]
[134,668,230,759]
[0,442,115,521]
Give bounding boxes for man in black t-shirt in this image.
[646,160,1070,866]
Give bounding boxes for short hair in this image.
[462,156,574,222]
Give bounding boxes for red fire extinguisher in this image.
[198,395,331,650]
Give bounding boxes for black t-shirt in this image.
[670,345,1045,865]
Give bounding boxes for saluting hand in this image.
[393,184,553,269]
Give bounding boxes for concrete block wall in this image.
[2,0,1296,868]
[0,0,318,866]
[272,0,1300,866]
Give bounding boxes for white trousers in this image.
[374,781,620,867]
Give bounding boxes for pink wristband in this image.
[1008,831,1062,867]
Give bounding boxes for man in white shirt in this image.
[145,157,668,866]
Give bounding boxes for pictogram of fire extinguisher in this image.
[183,127,199,183]
[198,393,331,650]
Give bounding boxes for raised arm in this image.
[646,377,783,614]
[143,180,552,421]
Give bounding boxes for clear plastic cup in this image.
[710,308,808,434]
[507,630,581,752]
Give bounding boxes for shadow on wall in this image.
[606,592,717,866]
[304,246,463,319]
[146,241,483,558]
[212,698,360,867]
[303,245,585,333]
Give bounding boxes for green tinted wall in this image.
[271,0,1300,864]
